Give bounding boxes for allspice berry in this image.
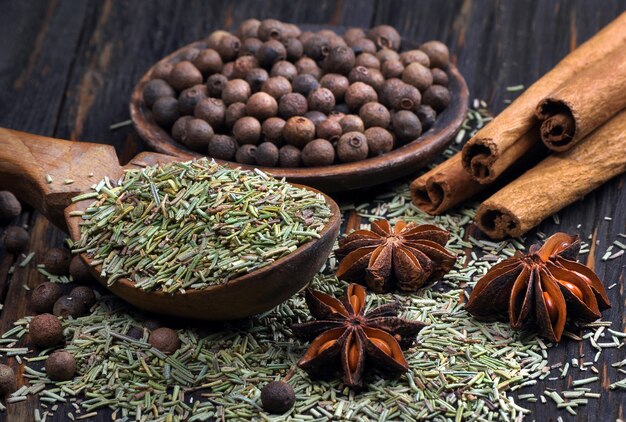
[337,132,369,162]
[278,145,302,167]
[400,49,430,67]
[237,19,261,39]
[270,61,297,81]
[221,62,235,79]
[307,88,335,114]
[321,46,355,75]
[402,62,433,91]
[206,73,228,98]
[241,37,263,57]
[152,96,180,127]
[261,381,296,414]
[43,247,71,276]
[279,93,308,119]
[246,68,269,93]
[422,85,451,112]
[178,85,208,115]
[29,313,63,348]
[303,35,330,61]
[69,255,93,284]
[431,68,448,86]
[416,104,437,130]
[69,286,96,309]
[339,115,365,133]
[320,74,349,101]
[3,226,29,253]
[143,79,175,108]
[231,55,259,80]
[350,37,377,55]
[171,116,194,142]
[262,117,286,144]
[419,40,450,68]
[167,61,203,92]
[246,92,278,120]
[53,296,85,318]
[224,102,248,128]
[302,139,335,167]
[208,135,238,160]
[283,116,315,149]
[233,116,262,144]
[376,48,400,64]
[0,191,21,224]
[345,82,378,111]
[364,127,394,156]
[343,27,366,46]
[304,111,327,127]
[181,119,214,151]
[235,144,257,164]
[261,76,292,100]
[284,38,304,61]
[359,102,391,129]
[295,57,322,79]
[348,66,384,91]
[30,282,64,314]
[255,142,280,167]
[367,25,401,50]
[45,350,76,381]
[291,74,320,96]
[385,80,421,111]
[215,34,241,62]
[257,40,287,68]
[381,59,405,79]
[222,79,251,105]
[257,19,286,41]
[392,110,422,143]
[354,52,380,69]
[195,98,226,128]
[316,119,342,142]
[0,364,16,396]
[151,61,174,80]
[192,48,223,75]
[149,327,180,355]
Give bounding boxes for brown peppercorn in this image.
[392,110,422,143]
[143,319,163,331]
[222,79,251,105]
[0,191,21,224]
[307,88,335,114]
[255,142,280,167]
[344,82,378,111]
[215,34,241,62]
[178,84,208,115]
[179,47,200,61]
[69,256,93,284]
[419,40,450,68]
[302,139,335,167]
[221,62,235,79]
[206,30,229,50]
[283,23,301,39]
[278,145,302,167]
[319,74,349,101]
[261,381,295,414]
[381,59,404,79]
[316,119,342,142]
[354,52,381,69]
[43,248,71,276]
[167,61,203,92]
[232,55,259,79]
[246,92,278,120]
[295,57,322,79]
[171,116,194,142]
[206,73,228,98]
[279,93,308,119]
[192,48,223,75]
[240,37,263,56]
[416,104,437,130]
[339,115,365,133]
[350,37,377,55]
[367,25,401,50]
[195,98,226,128]
[387,81,422,111]
[399,49,430,67]
[321,46,356,75]
[304,111,327,126]
[0,364,15,396]
[283,116,316,148]
[402,62,433,92]
[53,296,85,318]
[151,61,174,80]
[422,85,451,112]
[257,40,287,69]
[284,37,304,61]
[30,282,64,314]
[149,327,180,355]
[143,79,175,108]
[126,325,144,340]
[343,27,366,45]
[29,314,63,348]
[261,76,292,100]
[359,102,391,129]
[262,117,286,145]
[270,61,297,81]
[224,102,248,128]
[182,119,214,151]
[348,66,384,91]
[364,127,395,156]
[257,19,286,41]
[291,74,320,96]
[337,132,369,162]
[298,31,315,45]
[69,286,96,309]
[45,350,76,381]
[3,226,28,253]
[208,135,238,160]
[235,144,257,164]
[237,19,261,40]
[431,68,448,86]
[376,48,400,64]
[303,35,330,61]
[152,96,180,127]
[233,116,262,144]
[245,68,269,93]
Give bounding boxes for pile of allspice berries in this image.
[143,19,452,167]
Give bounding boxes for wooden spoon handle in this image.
[0,128,122,230]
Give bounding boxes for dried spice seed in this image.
[29,314,63,349]
[149,327,181,355]
[0,365,16,396]
[3,226,29,253]
[261,381,296,414]
[30,282,64,314]
[42,248,71,276]
[45,350,76,381]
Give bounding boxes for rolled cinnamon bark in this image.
[462,12,626,184]
[475,109,626,240]
[536,47,626,151]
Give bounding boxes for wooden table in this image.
[0,1,624,420]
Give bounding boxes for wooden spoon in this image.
[0,128,341,320]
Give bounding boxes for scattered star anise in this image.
[335,219,456,293]
[466,232,611,342]
[292,284,425,389]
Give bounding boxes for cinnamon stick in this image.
[461,12,626,184]
[535,47,626,152]
[475,109,626,240]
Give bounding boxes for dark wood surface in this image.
[0,1,624,421]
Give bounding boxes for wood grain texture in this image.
[0,1,624,420]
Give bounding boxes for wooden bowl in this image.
[130,32,469,193]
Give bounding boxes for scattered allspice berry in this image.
[260,381,296,414]
[45,350,76,381]
[69,286,96,310]
[279,93,308,119]
[69,255,93,283]
[152,96,180,127]
[262,117,286,144]
[143,79,175,108]
[302,139,335,167]
[270,60,297,81]
[168,61,203,91]
[233,116,262,145]
[246,92,278,120]
[178,84,208,115]
[393,110,422,143]
[365,127,395,156]
[235,144,257,164]
[319,74,349,101]
[30,282,64,314]
[0,191,21,224]
[195,98,226,128]
[316,119,342,142]
[171,116,194,142]
[261,76,292,100]
[307,87,336,114]
[222,79,252,105]
[208,135,238,160]
[337,132,369,162]
[255,142,280,167]
[181,118,214,151]
[278,145,302,167]
[339,115,365,133]
[400,49,430,67]
[419,40,450,68]
[149,327,181,355]
[367,25,401,51]
[321,46,355,75]
[283,116,315,148]
[3,226,29,253]
[29,313,64,349]
[43,247,71,276]
[192,48,223,75]
[402,62,433,91]
[359,102,391,129]
[0,364,15,396]
[422,85,451,112]
[345,82,378,111]
[53,296,86,318]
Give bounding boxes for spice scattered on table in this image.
[260,381,296,414]
[2,226,29,253]
[0,191,21,224]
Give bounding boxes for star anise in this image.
[466,232,611,342]
[292,284,425,388]
[335,219,456,293]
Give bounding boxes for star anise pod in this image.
[292,284,425,388]
[335,219,456,293]
[466,232,611,342]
